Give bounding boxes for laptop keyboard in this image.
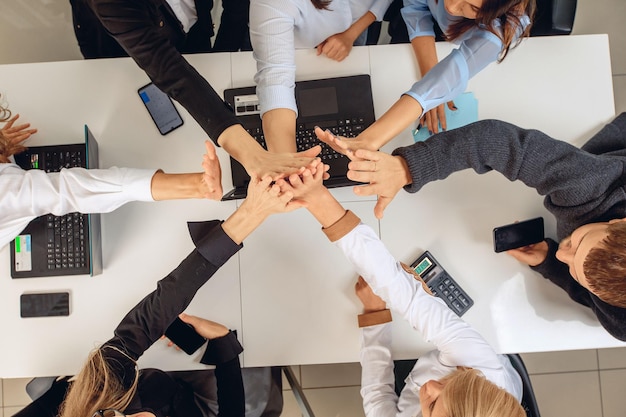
[46,213,87,270]
[43,149,88,271]
[246,117,366,161]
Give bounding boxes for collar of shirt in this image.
[165,0,199,33]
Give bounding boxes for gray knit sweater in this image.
[393,113,626,341]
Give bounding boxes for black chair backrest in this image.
[506,354,542,417]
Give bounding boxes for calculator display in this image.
[414,256,433,276]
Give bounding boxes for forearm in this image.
[345,11,377,42]
[306,188,347,228]
[262,108,298,153]
[94,1,239,142]
[360,324,399,415]
[150,171,205,200]
[113,221,241,358]
[221,201,267,244]
[358,95,424,149]
[411,35,438,77]
[217,124,267,166]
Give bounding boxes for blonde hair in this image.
[439,368,525,417]
[58,346,139,417]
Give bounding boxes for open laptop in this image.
[222,74,376,200]
[10,125,103,278]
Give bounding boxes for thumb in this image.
[374,197,391,219]
[298,144,322,158]
[178,313,198,328]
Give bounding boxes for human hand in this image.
[343,148,412,219]
[355,276,386,313]
[316,32,353,62]
[240,175,304,219]
[420,101,456,134]
[200,141,223,200]
[179,313,229,340]
[314,127,377,156]
[506,241,549,266]
[0,113,37,163]
[244,145,323,180]
[275,162,327,202]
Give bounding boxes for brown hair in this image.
[310,0,331,10]
[58,347,139,417]
[440,368,525,417]
[441,0,536,62]
[584,221,626,308]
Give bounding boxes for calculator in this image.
[410,251,474,316]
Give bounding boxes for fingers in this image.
[373,197,391,219]
[447,100,457,111]
[437,105,447,132]
[298,144,322,158]
[204,140,217,160]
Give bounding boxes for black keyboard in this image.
[46,213,87,270]
[42,149,88,271]
[246,117,367,161]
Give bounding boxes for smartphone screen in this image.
[138,83,184,135]
[20,292,70,318]
[493,217,545,253]
[164,317,206,355]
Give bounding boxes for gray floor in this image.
[1,1,625,416]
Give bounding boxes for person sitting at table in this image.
[276,167,525,417]
[47,175,301,417]
[69,0,320,182]
[317,113,626,341]
[0,110,224,248]
[249,0,393,153]
[320,0,534,150]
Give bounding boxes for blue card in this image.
[412,92,478,142]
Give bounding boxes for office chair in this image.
[506,354,542,417]
[530,0,577,36]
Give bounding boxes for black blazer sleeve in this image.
[200,331,245,417]
[107,220,242,361]
[85,0,240,143]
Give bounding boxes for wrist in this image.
[218,125,265,166]
[222,204,267,244]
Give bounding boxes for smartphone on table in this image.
[493,217,545,253]
[20,292,70,318]
[138,83,184,135]
[164,317,206,354]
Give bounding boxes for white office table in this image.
[0,35,622,378]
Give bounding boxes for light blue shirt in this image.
[401,0,530,115]
[250,0,393,116]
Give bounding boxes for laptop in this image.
[10,125,103,278]
[222,74,376,200]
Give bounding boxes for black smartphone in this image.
[164,317,206,355]
[493,217,545,253]
[410,251,473,316]
[138,83,184,135]
[20,292,70,318]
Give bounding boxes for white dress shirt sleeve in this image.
[0,164,156,248]
[334,223,521,410]
[360,323,400,417]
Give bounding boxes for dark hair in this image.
[310,0,332,10]
[441,0,536,62]
[584,221,626,308]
